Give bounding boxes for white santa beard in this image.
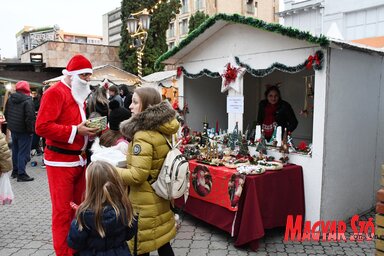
[71,75,91,105]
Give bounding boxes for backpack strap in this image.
[161,134,182,149]
[162,134,173,149]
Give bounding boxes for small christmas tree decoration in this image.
[269,124,277,146]
[287,132,296,152]
[228,122,240,150]
[238,134,250,156]
[256,129,267,159]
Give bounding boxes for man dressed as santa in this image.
[36,54,98,256]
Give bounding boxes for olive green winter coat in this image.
[0,132,12,173]
[118,101,179,255]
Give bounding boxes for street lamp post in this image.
[126,8,151,78]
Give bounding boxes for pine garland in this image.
[235,50,324,77]
[177,50,324,79]
[178,66,220,79]
[155,13,329,69]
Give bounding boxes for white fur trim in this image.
[77,103,88,150]
[68,125,77,144]
[44,156,87,167]
[62,68,93,76]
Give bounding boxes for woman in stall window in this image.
[257,84,298,141]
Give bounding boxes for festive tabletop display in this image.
[176,121,312,178]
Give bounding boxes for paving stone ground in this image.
[0,155,375,255]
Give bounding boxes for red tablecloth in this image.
[176,161,305,251]
[188,161,245,211]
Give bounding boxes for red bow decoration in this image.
[297,141,308,151]
[222,63,240,87]
[176,67,183,78]
[103,82,109,90]
[306,53,320,70]
[172,100,180,111]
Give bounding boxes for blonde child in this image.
[67,161,137,255]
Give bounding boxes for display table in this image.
[175,160,305,250]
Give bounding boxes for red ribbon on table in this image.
[306,53,320,70]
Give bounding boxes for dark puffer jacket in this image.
[4,92,35,134]
[67,206,138,256]
[257,99,298,133]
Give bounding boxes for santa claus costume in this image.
[36,54,93,256]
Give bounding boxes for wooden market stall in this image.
[141,70,178,103]
[156,14,384,225]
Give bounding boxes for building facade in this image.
[102,0,279,49]
[279,0,384,41]
[102,8,122,46]
[16,26,103,58]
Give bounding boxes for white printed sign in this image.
[227,96,244,114]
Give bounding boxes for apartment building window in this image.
[181,0,189,14]
[246,0,256,14]
[168,41,175,50]
[179,18,188,35]
[169,22,175,38]
[195,0,204,10]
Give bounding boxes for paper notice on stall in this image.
[227,96,244,114]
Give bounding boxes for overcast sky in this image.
[0,0,122,58]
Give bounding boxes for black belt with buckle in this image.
[47,145,83,156]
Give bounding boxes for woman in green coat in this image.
[118,87,179,256]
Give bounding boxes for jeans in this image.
[31,133,42,152]
[11,132,32,175]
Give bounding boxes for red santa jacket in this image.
[36,80,88,167]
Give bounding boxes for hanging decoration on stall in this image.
[174,50,324,80]
[306,52,321,70]
[100,78,110,90]
[176,67,183,78]
[234,50,324,78]
[175,66,221,79]
[220,61,246,93]
[300,75,315,117]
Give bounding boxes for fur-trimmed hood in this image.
[120,101,178,140]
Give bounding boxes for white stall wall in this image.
[375,60,384,190]
[322,48,383,220]
[184,77,228,132]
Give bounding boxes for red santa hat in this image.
[15,81,31,95]
[62,54,93,76]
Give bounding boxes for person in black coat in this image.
[4,81,35,181]
[67,161,137,256]
[257,85,298,141]
[119,84,133,112]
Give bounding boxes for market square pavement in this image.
[0,155,375,255]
